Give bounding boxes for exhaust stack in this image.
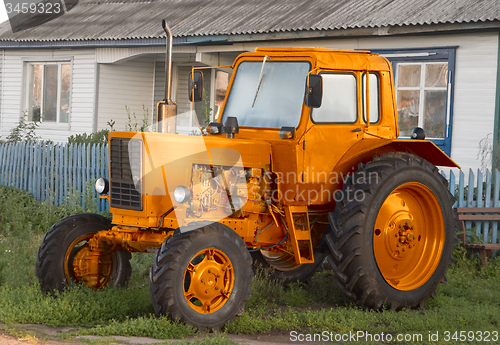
[157,20,177,133]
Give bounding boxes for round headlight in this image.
[173,186,191,203]
[95,177,109,195]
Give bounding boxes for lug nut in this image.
[402,247,406,252]
[397,243,401,247]
[217,274,220,278]
[406,221,409,225]
[208,270,212,273]
[205,289,209,293]
[201,279,205,283]
[215,287,219,290]
[395,233,399,237]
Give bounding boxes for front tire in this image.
[36,214,132,293]
[149,222,253,330]
[326,153,456,310]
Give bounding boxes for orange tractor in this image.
[36,22,458,330]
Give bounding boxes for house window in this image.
[373,47,457,156]
[396,62,448,138]
[27,62,71,123]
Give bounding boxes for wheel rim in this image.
[182,247,234,313]
[373,182,445,291]
[64,234,112,289]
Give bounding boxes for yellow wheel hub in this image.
[183,247,234,313]
[64,234,113,289]
[373,182,445,291]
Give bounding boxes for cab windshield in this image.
[221,61,310,128]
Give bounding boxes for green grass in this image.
[1,185,500,344]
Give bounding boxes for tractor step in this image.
[284,205,314,264]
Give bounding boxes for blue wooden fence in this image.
[443,169,499,245]
[0,142,108,213]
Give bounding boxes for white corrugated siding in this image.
[0,49,96,142]
[97,55,155,131]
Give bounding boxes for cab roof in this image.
[235,47,392,72]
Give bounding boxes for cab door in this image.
[299,71,380,205]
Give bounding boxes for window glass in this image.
[363,72,380,124]
[396,63,448,139]
[60,64,71,123]
[28,64,42,122]
[43,65,58,122]
[222,61,310,128]
[398,64,421,87]
[214,70,229,120]
[425,64,448,87]
[397,90,420,136]
[424,90,446,138]
[312,73,357,123]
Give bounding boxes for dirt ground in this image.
[0,324,299,345]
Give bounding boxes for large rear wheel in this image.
[326,153,456,310]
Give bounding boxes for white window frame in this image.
[23,59,72,127]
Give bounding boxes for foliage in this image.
[126,105,150,132]
[67,120,116,145]
[5,112,41,142]
[478,133,500,173]
[67,129,109,145]
[199,89,213,129]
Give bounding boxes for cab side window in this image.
[363,72,380,124]
[311,73,357,124]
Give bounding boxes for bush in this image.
[67,129,109,145]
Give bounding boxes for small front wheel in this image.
[149,222,253,330]
[36,213,131,293]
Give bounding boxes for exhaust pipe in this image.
[157,20,177,133]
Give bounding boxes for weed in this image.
[6,111,41,143]
[125,105,151,132]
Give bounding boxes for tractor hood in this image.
[107,131,271,225]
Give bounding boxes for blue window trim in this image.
[368,46,457,157]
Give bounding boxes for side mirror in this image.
[188,70,204,102]
[304,74,322,108]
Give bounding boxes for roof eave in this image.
[0,21,498,49]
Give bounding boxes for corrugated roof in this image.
[0,0,498,42]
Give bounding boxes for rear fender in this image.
[336,139,460,173]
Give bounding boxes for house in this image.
[0,0,498,172]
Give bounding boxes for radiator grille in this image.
[109,138,143,210]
